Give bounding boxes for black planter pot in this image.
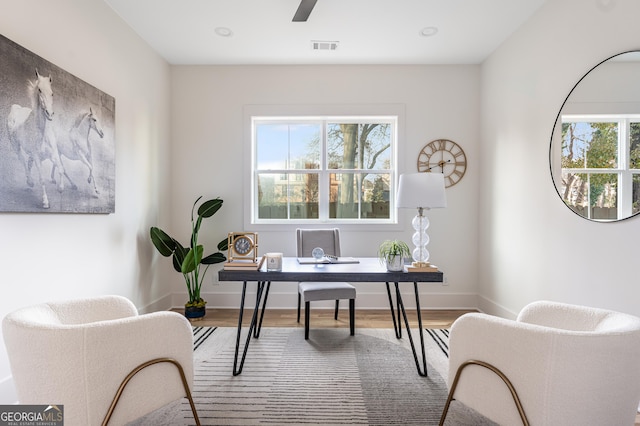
[184,305,206,320]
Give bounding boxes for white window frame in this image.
[561,114,640,220]
[243,104,405,232]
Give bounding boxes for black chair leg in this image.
[334,300,340,320]
[297,293,301,323]
[305,301,310,340]
[349,299,355,336]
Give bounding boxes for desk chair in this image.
[296,228,356,339]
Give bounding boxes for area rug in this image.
[130,327,494,426]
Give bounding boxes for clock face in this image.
[233,235,253,255]
[228,232,258,262]
[417,139,467,188]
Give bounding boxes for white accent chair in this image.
[2,295,200,426]
[440,300,640,426]
[296,228,356,340]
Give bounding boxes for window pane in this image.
[327,123,391,170]
[290,173,319,219]
[631,122,640,169]
[560,171,588,217]
[560,172,618,220]
[362,173,390,219]
[589,173,617,220]
[257,173,318,219]
[256,123,320,170]
[257,173,287,218]
[329,172,390,219]
[329,173,358,218]
[561,122,618,169]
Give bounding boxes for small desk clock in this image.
[228,232,258,263]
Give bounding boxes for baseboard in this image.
[138,293,173,314]
[477,295,517,320]
[171,290,481,311]
[0,375,17,404]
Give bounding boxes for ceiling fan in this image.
[292,0,318,22]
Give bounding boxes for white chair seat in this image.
[299,281,355,302]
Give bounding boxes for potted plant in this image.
[150,196,228,320]
[378,239,411,271]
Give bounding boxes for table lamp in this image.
[396,172,447,267]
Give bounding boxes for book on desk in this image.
[406,263,439,272]
[223,256,265,270]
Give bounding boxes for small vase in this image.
[185,305,206,321]
[386,256,404,272]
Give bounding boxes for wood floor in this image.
[181,308,640,425]
[180,307,475,329]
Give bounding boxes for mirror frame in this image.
[549,49,640,222]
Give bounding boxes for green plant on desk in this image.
[378,239,411,271]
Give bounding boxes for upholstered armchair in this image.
[440,300,640,426]
[2,295,200,426]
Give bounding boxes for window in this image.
[251,116,397,225]
[560,114,640,220]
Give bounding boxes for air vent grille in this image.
[311,40,339,51]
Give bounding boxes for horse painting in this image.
[6,69,62,209]
[53,108,105,197]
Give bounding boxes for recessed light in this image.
[214,27,233,37]
[419,27,438,37]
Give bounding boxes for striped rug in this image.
[132,327,493,426]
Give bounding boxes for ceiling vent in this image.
[311,40,339,51]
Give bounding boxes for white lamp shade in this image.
[396,172,447,209]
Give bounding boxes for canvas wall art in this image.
[0,34,115,213]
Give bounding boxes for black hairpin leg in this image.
[233,280,271,376]
[254,281,271,338]
[388,281,428,377]
[385,282,402,338]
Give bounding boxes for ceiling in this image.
[103,0,547,65]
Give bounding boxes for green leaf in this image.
[198,198,223,218]
[171,255,183,273]
[172,242,188,273]
[217,237,229,252]
[192,215,203,240]
[182,245,203,274]
[202,252,226,264]
[150,227,176,257]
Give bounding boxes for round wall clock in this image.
[417,139,467,188]
[228,232,258,263]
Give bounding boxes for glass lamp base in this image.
[411,211,430,265]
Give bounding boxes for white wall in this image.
[169,65,481,310]
[7,0,637,407]
[0,0,171,402]
[479,0,640,318]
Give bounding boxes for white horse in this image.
[7,70,61,209]
[53,108,105,196]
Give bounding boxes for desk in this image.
[218,257,443,377]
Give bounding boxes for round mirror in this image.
[550,51,640,222]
